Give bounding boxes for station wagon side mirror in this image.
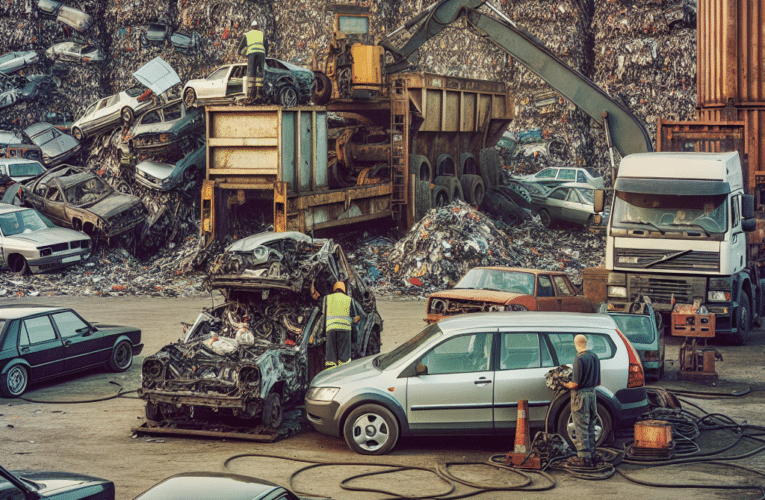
[415,361,428,376]
[593,189,605,213]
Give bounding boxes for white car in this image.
[45,41,104,63]
[0,158,46,182]
[71,88,154,140]
[515,166,605,189]
[0,51,39,74]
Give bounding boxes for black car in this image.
[0,305,143,398]
[1,465,114,500]
[133,472,303,500]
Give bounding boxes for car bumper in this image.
[612,387,649,429]
[305,398,342,437]
[135,174,176,191]
[139,388,252,411]
[27,247,91,273]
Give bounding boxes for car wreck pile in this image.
[138,232,383,430]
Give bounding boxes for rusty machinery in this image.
[671,300,722,383]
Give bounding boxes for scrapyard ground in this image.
[2,295,765,499]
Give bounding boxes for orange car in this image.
[425,267,595,323]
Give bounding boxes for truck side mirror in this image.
[742,194,755,219]
[593,189,605,213]
[742,218,757,232]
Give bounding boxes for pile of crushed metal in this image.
[343,201,605,298]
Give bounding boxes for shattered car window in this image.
[8,163,44,177]
[125,87,144,98]
[164,102,182,121]
[454,268,535,294]
[65,176,109,206]
[31,128,59,145]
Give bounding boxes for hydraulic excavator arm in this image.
[380,0,654,157]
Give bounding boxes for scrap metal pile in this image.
[344,201,605,297]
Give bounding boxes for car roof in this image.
[134,472,282,500]
[24,122,54,135]
[0,203,29,214]
[226,231,315,253]
[469,266,567,276]
[437,311,618,333]
[0,305,67,320]
[57,171,97,189]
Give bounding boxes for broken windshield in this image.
[455,268,535,294]
[65,176,109,206]
[613,192,727,234]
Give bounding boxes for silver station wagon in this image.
[305,312,648,455]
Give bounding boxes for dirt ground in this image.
[2,295,765,499]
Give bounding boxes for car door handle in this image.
[63,340,71,347]
[474,378,492,385]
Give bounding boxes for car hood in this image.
[88,194,142,218]
[9,470,113,497]
[94,324,139,335]
[136,159,174,181]
[226,231,313,253]
[133,57,180,95]
[428,288,523,303]
[7,226,87,245]
[311,355,381,387]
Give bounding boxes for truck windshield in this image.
[613,192,727,234]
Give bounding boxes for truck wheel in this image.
[414,180,432,221]
[434,175,463,203]
[343,404,399,455]
[460,153,478,176]
[436,154,456,177]
[431,185,449,208]
[732,290,752,345]
[556,402,612,449]
[460,174,485,205]
[313,72,332,105]
[410,155,432,183]
[262,392,283,429]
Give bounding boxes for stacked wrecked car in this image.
[138,231,383,430]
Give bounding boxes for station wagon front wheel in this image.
[108,340,133,372]
[1,365,28,397]
[344,404,399,455]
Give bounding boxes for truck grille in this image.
[627,274,707,307]
[615,249,719,272]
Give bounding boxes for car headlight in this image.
[505,304,528,311]
[708,290,730,302]
[39,247,52,257]
[43,153,51,163]
[608,286,627,298]
[306,387,339,402]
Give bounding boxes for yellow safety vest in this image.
[324,292,352,332]
[245,30,265,55]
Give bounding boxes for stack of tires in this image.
[411,152,486,222]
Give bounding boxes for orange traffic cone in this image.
[505,400,541,468]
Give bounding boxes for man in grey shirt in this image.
[563,334,601,467]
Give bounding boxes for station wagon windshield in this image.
[455,268,535,294]
[375,323,442,370]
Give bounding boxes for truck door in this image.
[731,195,745,273]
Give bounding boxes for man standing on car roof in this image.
[563,334,601,468]
[321,281,362,369]
[238,19,268,99]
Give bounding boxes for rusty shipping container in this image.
[698,0,765,107]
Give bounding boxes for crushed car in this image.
[514,166,604,189]
[139,231,383,430]
[123,99,204,155]
[23,122,80,166]
[182,58,313,108]
[425,266,595,323]
[135,142,204,191]
[45,41,105,63]
[0,204,91,275]
[21,164,146,242]
[0,72,22,110]
[531,182,609,230]
[20,74,60,101]
[37,0,93,33]
[0,51,39,74]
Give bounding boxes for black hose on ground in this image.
[18,381,138,404]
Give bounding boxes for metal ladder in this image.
[390,79,409,222]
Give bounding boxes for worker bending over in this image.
[321,281,362,369]
[563,334,601,467]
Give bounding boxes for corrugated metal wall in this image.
[698,0,765,106]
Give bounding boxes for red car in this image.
[425,267,595,323]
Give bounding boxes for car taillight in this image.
[615,327,644,388]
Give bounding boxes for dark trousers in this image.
[248,52,264,80]
[325,329,351,367]
[571,387,597,458]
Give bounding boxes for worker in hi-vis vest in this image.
[321,281,362,369]
[238,19,267,98]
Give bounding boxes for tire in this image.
[479,148,501,189]
[72,127,84,141]
[556,401,612,449]
[114,180,133,195]
[313,72,332,105]
[539,209,554,229]
[343,404,399,455]
[0,365,28,398]
[431,185,449,208]
[410,154,432,183]
[460,152,478,176]
[436,153,456,177]
[278,85,298,108]
[184,87,197,108]
[145,402,162,421]
[262,392,283,429]
[108,340,133,372]
[365,328,381,356]
[731,290,751,345]
[9,255,29,276]
[121,107,134,125]
[460,174,485,205]
[414,180,432,221]
[433,175,464,203]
